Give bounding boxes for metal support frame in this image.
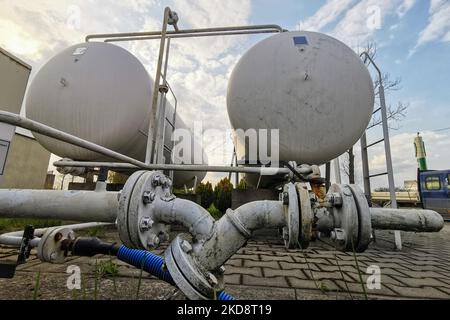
[360,52,402,250]
[84,8,285,170]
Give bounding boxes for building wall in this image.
[0,47,31,114]
[0,133,51,189]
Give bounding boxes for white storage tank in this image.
[25,42,206,187]
[227,31,374,166]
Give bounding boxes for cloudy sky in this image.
[0,0,449,189]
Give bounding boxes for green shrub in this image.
[214,177,233,213]
[196,181,215,209]
[207,203,223,220]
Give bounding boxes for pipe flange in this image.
[296,183,312,249]
[283,183,299,249]
[164,234,224,300]
[37,227,75,263]
[328,184,359,251]
[118,170,171,250]
[347,184,372,252]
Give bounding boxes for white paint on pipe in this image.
[370,208,444,232]
[0,190,119,222]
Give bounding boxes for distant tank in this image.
[227,31,374,168]
[25,42,206,187]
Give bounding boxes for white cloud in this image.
[296,0,356,31]
[415,0,450,47]
[330,0,416,49]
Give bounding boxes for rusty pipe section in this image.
[193,200,285,271]
[0,189,119,222]
[370,207,444,232]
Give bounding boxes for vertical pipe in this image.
[333,157,342,184]
[154,37,172,165]
[379,83,402,250]
[360,132,371,203]
[145,7,171,164]
[325,162,331,191]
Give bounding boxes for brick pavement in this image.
[1,223,450,300]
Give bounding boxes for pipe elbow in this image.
[153,198,215,241]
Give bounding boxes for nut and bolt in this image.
[180,240,193,253]
[142,191,156,204]
[206,273,218,286]
[329,193,343,207]
[282,192,289,205]
[330,228,346,244]
[50,252,58,261]
[140,217,154,231]
[152,175,162,187]
[147,234,160,248]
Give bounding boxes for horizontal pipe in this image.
[104,29,282,43]
[370,208,444,232]
[0,111,151,169]
[0,189,119,222]
[53,160,309,175]
[86,24,285,41]
[0,222,113,248]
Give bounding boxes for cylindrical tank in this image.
[25,42,206,187]
[227,31,374,167]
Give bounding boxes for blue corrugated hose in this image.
[117,245,235,300]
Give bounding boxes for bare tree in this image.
[341,42,409,182]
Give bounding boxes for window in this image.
[425,176,441,190]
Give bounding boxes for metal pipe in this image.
[194,200,285,270]
[145,7,172,164]
[53,160,313,175]
[370,208,444,232]
[360,51,402,249]
[86,24,285,42]
[0,111,150,169]
[104,29,283,43]
[0,189,119,222]
[0,222,113,247]
[360,132,371,201]
[153,198,215,241]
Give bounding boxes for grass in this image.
[94,259,119,278]
[0,218,61,232]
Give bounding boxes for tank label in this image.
[293,36,308,46]
[72,47,87,56]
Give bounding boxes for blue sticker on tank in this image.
[293,36,308,45]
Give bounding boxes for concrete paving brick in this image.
[306,271,354,282]
[280,261,321,271]
[345,272,405,286]
[226,285,296,300]
[225,259,243,267]
[224,266,262,277]
[244,259,279,269]
[224,274,241,285]
[288,278,340,292]
[385,284,450,299]
[400,270,447,279]
[230,254,259,261]
[260,254,294,263]
[318,264,359,274]
[242,275,289,288]
[392,276,450,288]
[334,280,396,297]
[264,268,307,279]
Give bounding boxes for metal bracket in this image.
[0,225,35,278]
